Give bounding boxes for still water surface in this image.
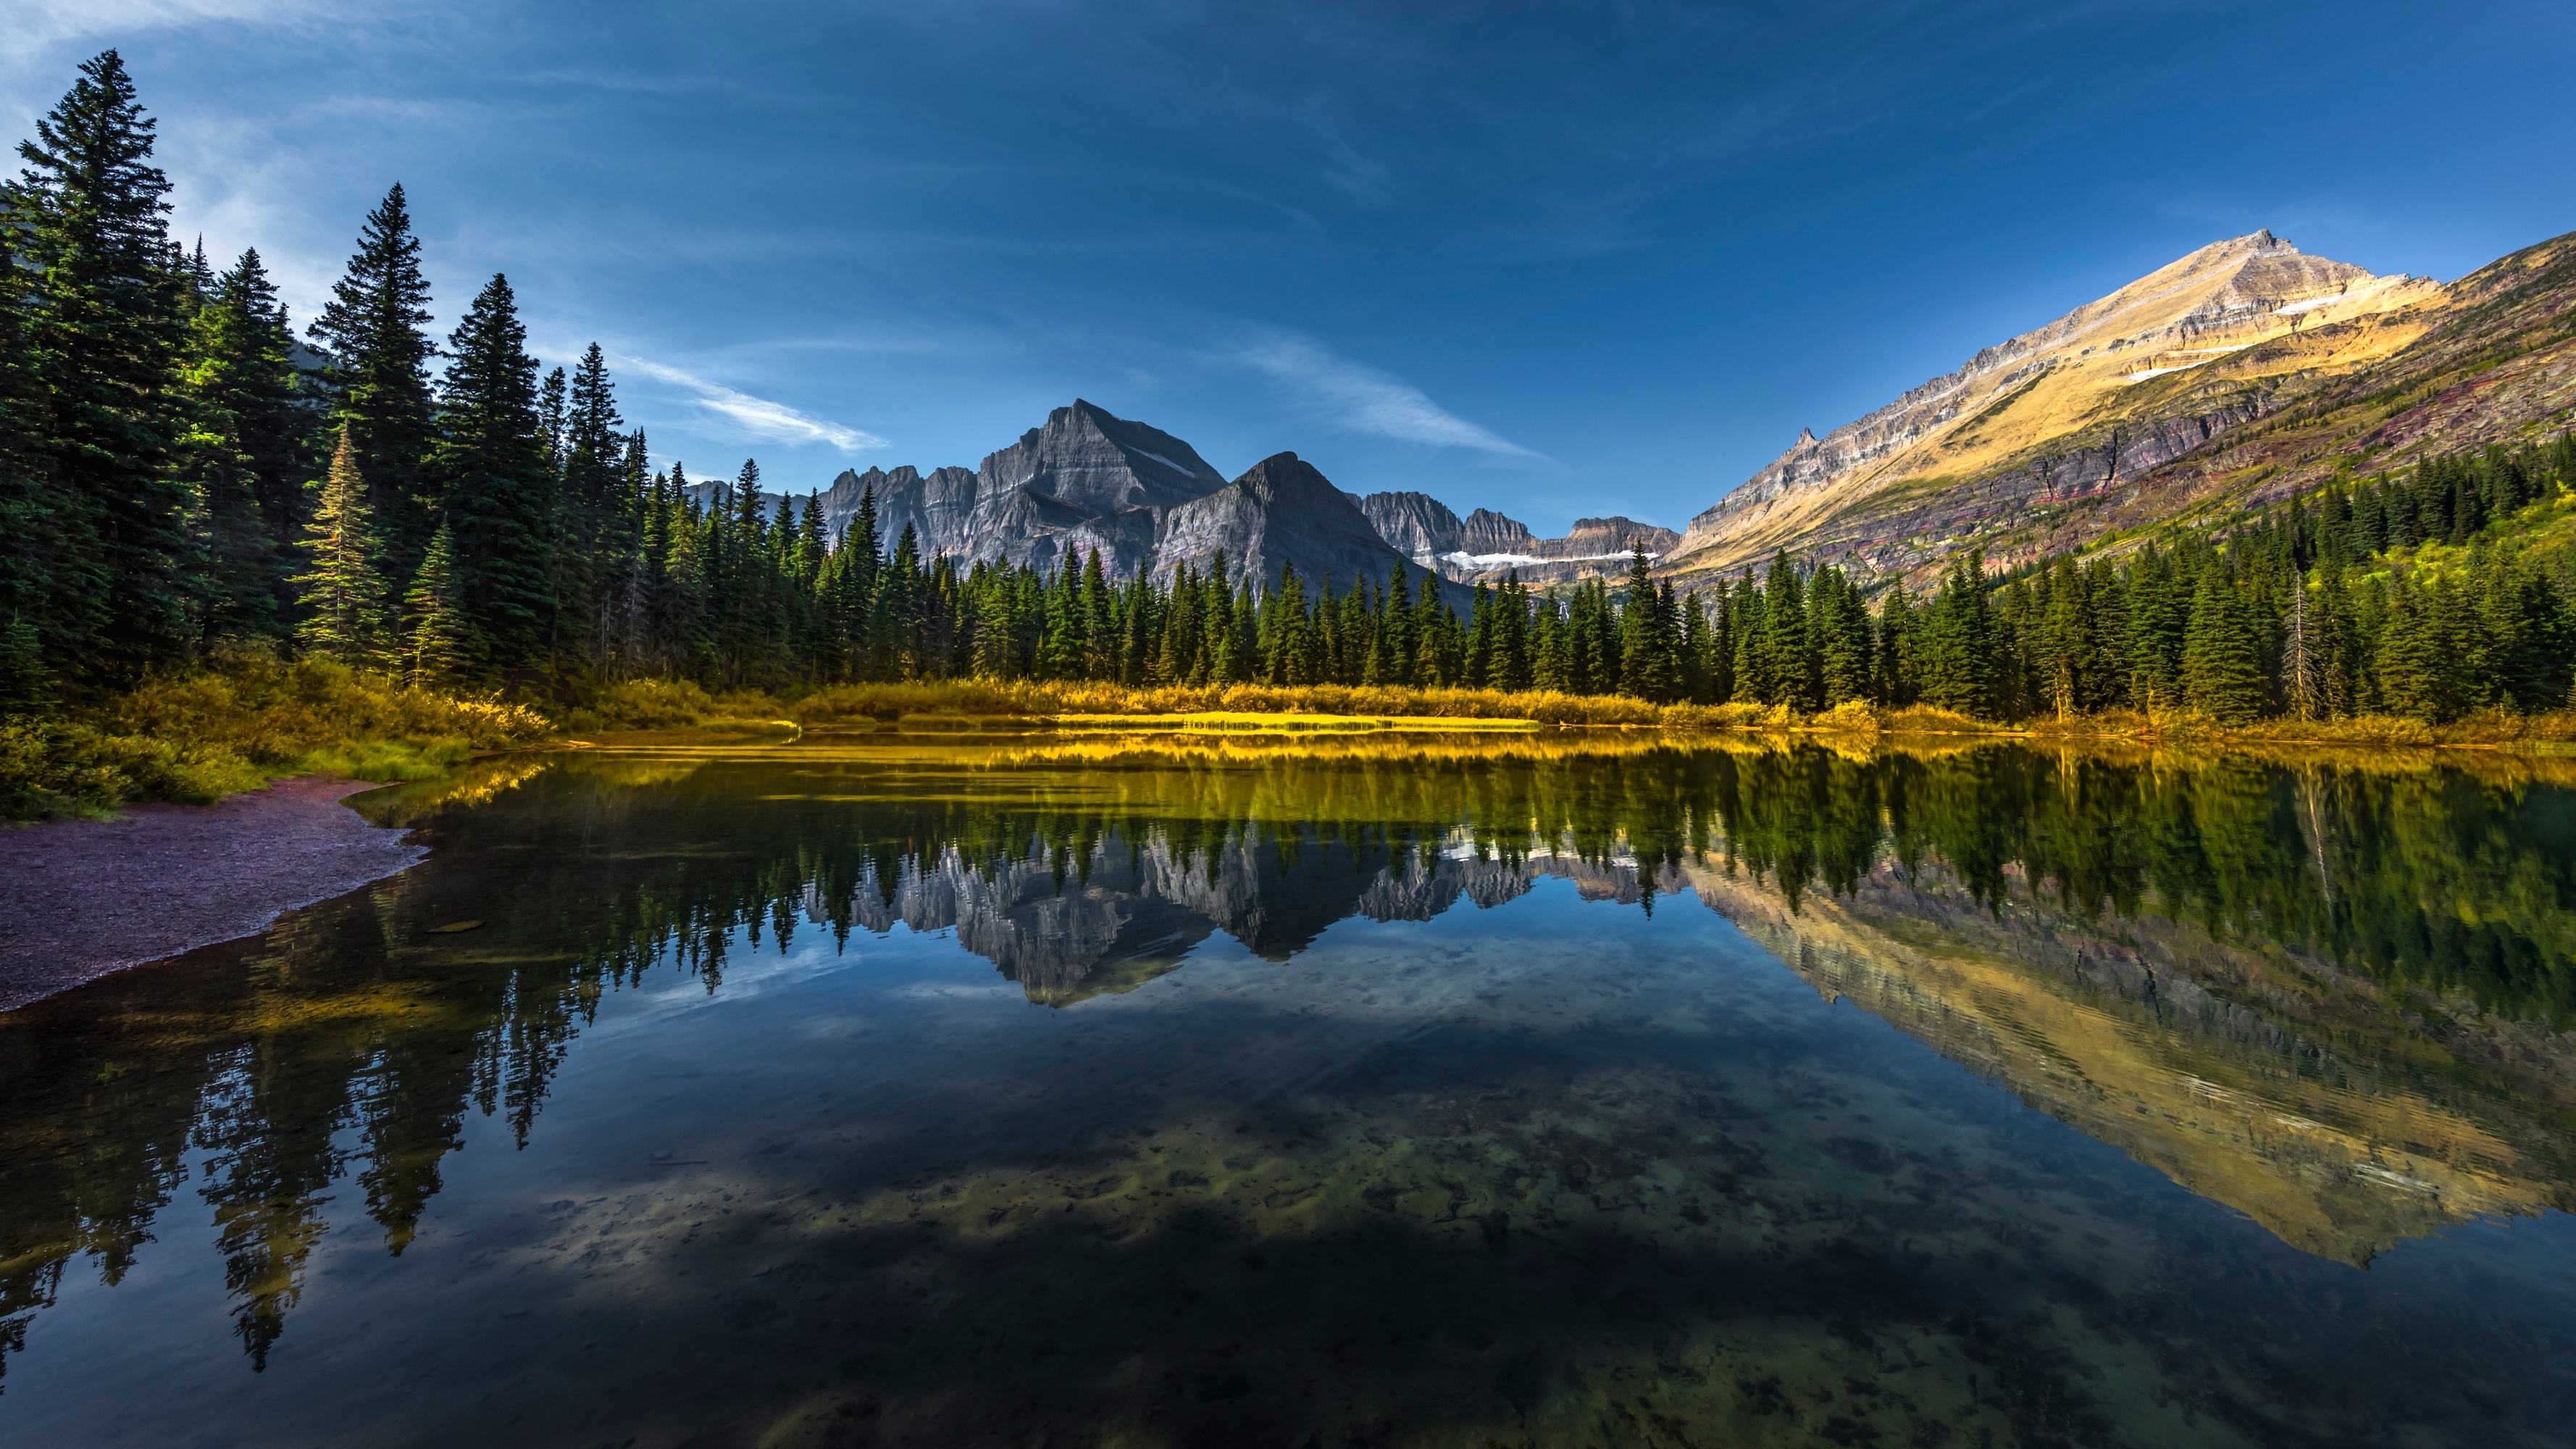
[4,733,2576,1446]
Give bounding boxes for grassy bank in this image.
[1,660,551,821]
[574,677,2576,749]
[576,677,1823,732]
[2022,706,2576,750]
[17,667,2564,824]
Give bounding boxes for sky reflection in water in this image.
[3,735,2575,1448]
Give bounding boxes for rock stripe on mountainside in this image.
[1662,230,2449,585]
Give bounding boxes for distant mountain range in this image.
[702,225,2576,598]
[692,400,1455,601]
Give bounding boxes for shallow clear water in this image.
[4,734,2575,1447]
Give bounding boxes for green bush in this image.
[0,717,265,820]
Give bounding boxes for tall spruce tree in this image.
[402,519,470,685]
[1918,552,1998,717]
[1618,547,1682,703]
[2181,561,2265,723]
[2375,574,2458,723]
[1812,566,1873,707]
[310,183,437,580]
[1755,553,1815,710]
[2125,543,2188,710]
[182,247,314,646]
[553,343,624,672]
[14,49,193,684]
[294,426,386,664]
[435,275,553,680]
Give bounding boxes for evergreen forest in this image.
[7,51,2575,735]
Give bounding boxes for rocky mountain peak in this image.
[1353,490,1465,567]
[1151,452,1435,596]
[1665,227,2442,582]
[987,398,1226,516]
[1460,509,1536,555]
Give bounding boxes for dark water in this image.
[5,732,2576,1448]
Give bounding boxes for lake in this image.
[4,732,2574,1447]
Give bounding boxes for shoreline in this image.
[5,714,2560,1015]
[0,774,425,1013]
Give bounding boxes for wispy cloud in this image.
[620,356,886,452]
[2,0,325,55]
[1236,334,1544,461]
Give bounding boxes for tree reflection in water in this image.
[1,732,2572,1408]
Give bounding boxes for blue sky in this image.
[7,2,2572,533]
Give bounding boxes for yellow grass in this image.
[4,659,553,821]
[895,711,1542,734]
[2023,706,2576,749]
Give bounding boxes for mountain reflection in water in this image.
[3,733,2574,1446]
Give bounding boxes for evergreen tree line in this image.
[0,52,645,703]
[7,52,2573,726]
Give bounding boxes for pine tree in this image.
[2181,561,2265,724]
[1462,582,1496,688]
[2482,556,2572,712]
[1812,566,1873,707]
[2375,574,2458,723]
[294,427,386,665]
[880,524,923,679]
[1492,575,1534,691]
[402,519,470,685]
[182,247,314,646]
[554,343,624,671]
[435,275,553,680]
[1918,552,1998,717]
[15,50,193,683]
[1755,552,1815,710]
[1728,572,1767,703]
[1080,548,1115,678]
[2034,556,2090,717]
[1875,585,1918,706]
[1618,547,1682,703]
[2125,543,2188,710]
[309,184,437,575]
[1268,563,1315,685]
[1371,567,1415,685]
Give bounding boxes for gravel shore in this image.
[0,775,424,1012]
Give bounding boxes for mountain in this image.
[1661,229,2505,586]
[693,399,1450,598]
[795,399,1231,572]
[1153,453,1427,592]
[1354,490,1678,585]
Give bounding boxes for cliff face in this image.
[1150,453,1428,593]
[1352,490,1464,567]
[816,400,1230,573]
[1663,230,2467,587]
[1354,492,1678,586]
